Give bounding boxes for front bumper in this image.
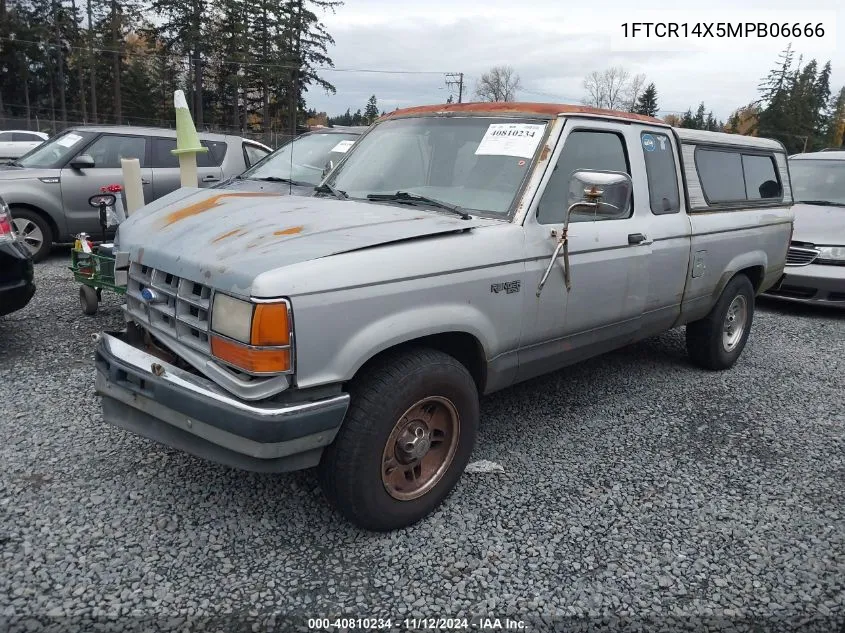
[763,263,845,307]
[94,331,350,472]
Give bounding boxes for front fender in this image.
[294,302,497,389]
[0,185,66,236]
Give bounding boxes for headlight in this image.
[210,294,293,374]
[816,246,845,264]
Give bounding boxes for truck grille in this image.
[125,263,213,354]
[785,244,820,266]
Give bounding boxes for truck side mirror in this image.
[566,170,633,221]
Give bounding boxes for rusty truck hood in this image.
[118,187,496,295]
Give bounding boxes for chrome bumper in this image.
[94,331,349,472]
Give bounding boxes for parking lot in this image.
[1,252,843,631]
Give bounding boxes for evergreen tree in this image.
[633,82,658,117]
[680,108,695,128]
[363,94,378,124]
[693,103,706,130]
[826,87,845,147]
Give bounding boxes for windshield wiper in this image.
[314,182,348,200]
[253,176,310,186]
[366,191,471,220]
[797,199,845,207]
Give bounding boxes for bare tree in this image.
[624,73,646,111]
[582,67,647,111]
[474,66,522,102]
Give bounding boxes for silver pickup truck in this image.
[95,103,793,531]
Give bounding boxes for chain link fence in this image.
[0,115,294,150]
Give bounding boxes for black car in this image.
[0,195,35,317]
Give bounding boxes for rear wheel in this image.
[11,208,53,262]
[318,347,479,531]
[686,274,755,370]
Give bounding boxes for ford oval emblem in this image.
[140,288,163,304]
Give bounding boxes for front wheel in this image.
[686,274,755,370]
[79,285,99,315]
[318,347,479,531]
[11,208,53,262]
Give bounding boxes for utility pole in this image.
[445,72,464,103]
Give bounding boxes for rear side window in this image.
[695,148,782,204]
[641,132,680,214]
[695,150,745,202]
[13,132,44,142]
[151,138,226,168]
[742,154,781,199]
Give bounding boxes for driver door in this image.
[60,133,153,236]
[517,122,650,381]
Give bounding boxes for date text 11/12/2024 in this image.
[307,617,527,630]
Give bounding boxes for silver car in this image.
[0,130,48,162]
[764,150,845,306]
[0,126,271,261]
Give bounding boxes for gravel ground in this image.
[1,252,843,633]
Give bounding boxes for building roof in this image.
[381,102,665,124]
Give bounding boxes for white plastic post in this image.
[120,158,145,215]
[179,152,198,189]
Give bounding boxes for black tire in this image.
[319,347,479,531]
[686,274,755,370]
[10,207,53,263]
[79,285,99,315]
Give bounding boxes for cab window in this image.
[641,132,680,214]
[538,130,631,224]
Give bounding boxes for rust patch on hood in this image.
[212,228,245,243]
[273,226,303,236]
[162,192,279,227]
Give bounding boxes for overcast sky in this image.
[305,0,843,121]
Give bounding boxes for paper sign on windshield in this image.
[331,140,355,153]
[57,133,83,148]
[475,123,545,158]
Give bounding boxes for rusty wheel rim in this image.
[381,396,460,501]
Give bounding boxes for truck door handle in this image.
[141,178,151,185]
[201,175,221,183]
[628,233,652,245]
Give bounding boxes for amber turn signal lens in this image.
[251,303,291,346]
[211,335,291,373]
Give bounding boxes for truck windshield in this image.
[789,159,845,206]
[15,130,95,169]
[241,132,359,185]
[325,116,549,216]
